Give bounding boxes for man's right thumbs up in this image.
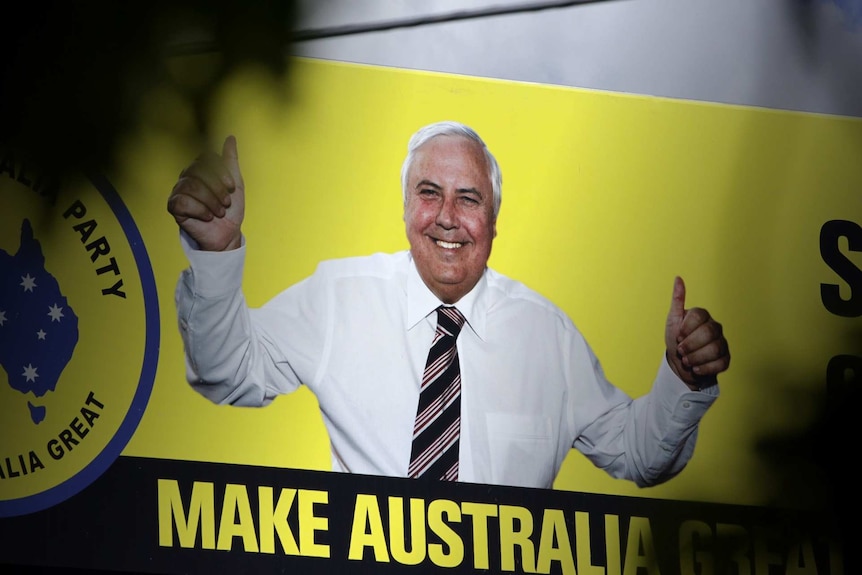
[167,135,246,251]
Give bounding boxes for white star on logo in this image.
[22,364,39,382]
[36,329,47,340]
[20,274,37,292]
[48,304,64,322]
[0,310,6,326]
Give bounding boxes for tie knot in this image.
[436,306,466,338]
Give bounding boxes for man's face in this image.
[404,135,497,304]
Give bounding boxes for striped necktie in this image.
[408,306,466,480]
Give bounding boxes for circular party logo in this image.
[0,147,158,516]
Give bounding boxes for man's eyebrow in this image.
[415,180,441,189]
[415,180,483,197]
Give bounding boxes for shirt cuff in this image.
[179,230,246,297]
[655,356,719,420]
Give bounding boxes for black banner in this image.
[0,456,850,574]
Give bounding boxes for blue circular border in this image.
[0,174,160,517]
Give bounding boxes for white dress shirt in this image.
[176,238,717,489]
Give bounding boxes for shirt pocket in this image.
[485,413,555,488]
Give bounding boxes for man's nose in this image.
[435,195,458,229]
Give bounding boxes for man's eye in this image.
[419,189,437,196]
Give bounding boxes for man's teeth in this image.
[436,240,463,249]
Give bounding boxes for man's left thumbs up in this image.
[664,276,730,390]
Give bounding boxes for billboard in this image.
[1,57,858,573]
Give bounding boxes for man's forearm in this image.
[624,358,718,486]
[175,268,269,406]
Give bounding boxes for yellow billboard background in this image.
[116,57,861,508]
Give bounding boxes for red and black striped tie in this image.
[408,306,466,481]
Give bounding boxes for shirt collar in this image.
[405,252,488,341]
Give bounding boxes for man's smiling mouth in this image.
[435,240,463,249]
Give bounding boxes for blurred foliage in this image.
[754,326,862,546]
[0,1,299,178]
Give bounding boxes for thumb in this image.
[665,276,686,348]
[222,135,244,188]
[668,276,686,323]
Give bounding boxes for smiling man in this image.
[168,120,729,488]
[404,130,497,304]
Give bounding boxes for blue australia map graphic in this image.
[0,219,79,424]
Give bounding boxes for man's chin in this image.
[428,254,469,274]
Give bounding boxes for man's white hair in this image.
[400,120,502,218]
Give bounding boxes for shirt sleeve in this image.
[174,232,330,407]
[570,332,718,487]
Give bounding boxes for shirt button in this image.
[682,401,691,409]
